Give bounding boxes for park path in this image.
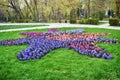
[0,23,120,32]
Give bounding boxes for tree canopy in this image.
[0,0,119,22]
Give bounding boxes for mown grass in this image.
[0,24,47,30]
[0,27,120,80]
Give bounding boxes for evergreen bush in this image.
[70,19,76,24]
[109,18,119,26]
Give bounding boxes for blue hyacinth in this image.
[0,28,119,61]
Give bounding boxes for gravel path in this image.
[0,23,120,32]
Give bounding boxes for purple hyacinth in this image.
[0,28,119,61]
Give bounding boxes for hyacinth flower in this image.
[17,37,65,60]
[20,32,45,38]
[0,28,119,61]
[48,28,60,32]
[65,29,85,34]
[97,38,119,44]
[0,38,28,46]
[69,40,114,59]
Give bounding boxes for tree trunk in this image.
[24,0,34,18]
[114,0,120,18]
[87,0,90,18]
[34,0,39,21]
[8,0,23,19]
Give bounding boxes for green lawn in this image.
[0,28,120,80]
[0,24,47,30]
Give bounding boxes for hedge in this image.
[70,19,77,24]
[79,18,99,25]
[109,18,119,26]
[11,19,31,23]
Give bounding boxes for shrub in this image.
[87,19,99,25]
[79,18,99,25]
[109,18,119,26]
[91,11,104,20]
[70,19,76,24]
[98,11,104,20]
[79,19,89,24]
[24,19,31,23]
[11,19,31,23]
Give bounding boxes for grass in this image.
[0,27,120,80]
[0,24,47,30]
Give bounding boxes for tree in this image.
[114,0,120,18]
[87,0,90,18]
[8,0,25,19]
[24,0,34,18]
[0,0,119,22]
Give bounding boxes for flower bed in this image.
[0,28,119,61]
